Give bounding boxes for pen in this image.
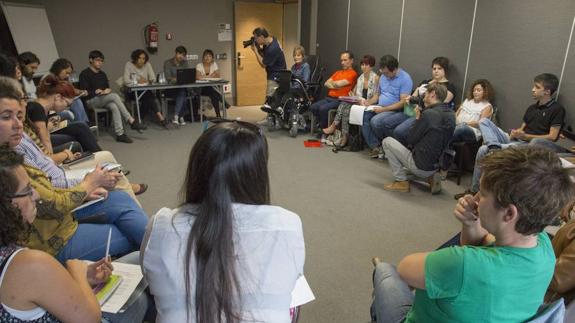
[105,228,112,260]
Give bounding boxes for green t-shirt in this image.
[405,232,554,323]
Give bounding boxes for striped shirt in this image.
[14,133,81,188]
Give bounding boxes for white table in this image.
[126,80,229,123]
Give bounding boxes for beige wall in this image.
[283,3,299,68]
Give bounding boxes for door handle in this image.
[237,52,246,67]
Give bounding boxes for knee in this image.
[373,262,397,283]
[95,151,116,163]
[476,146,489,160]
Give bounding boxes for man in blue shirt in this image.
[362,55,413,158]
[250,27,287,98]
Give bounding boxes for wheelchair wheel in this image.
[289,123,298,137]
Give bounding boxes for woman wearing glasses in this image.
[142,120,306,322]
[0,145,149,322]
[0,76,148,264]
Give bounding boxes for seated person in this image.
[15,92,146,202]
[371,146,575,322]
[17,51,40,100]
[28,75,101,153]
[291,45,311,83]
[263,45,312,129]
[362,55,413,158]
[394,57,456,145]
[123,49,169,128]
[0,76,148,263]
[323,54,379,147]
[79,50,146,143]
[310,51,358,131]
[48,58,90,123]
[164,45,194,125]
[545,203,575,305]
[195,49,229,118]
[460,73,565,197]
[0,144,148,323]
[382,83,455,194]
[142,120,305,323]
[451,79,494,144]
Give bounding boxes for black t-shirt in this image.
[26,101,47,124]
[262,37,287,81]
[523,99,565,136]
[418,79,457,109]
[79,67,110,100]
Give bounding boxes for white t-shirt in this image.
[142,203,305,323]
[195,62,218,76]
[457,99,491,139]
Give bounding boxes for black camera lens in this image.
[408,96,421,105]
[242,37,254,48]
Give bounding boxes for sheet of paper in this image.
[101,262,144,313]
[71,196,105,213]
[290,275,315,307]
[349,104,366,125]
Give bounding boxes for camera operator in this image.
[249,27,287,97]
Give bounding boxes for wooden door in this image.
[234,2,283,106]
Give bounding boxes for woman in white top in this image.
[195,49,228,118]
[123,49,169,128]
[142,120,306,323]
[452,79,494,143]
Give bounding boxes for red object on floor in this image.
[304,140,322,148]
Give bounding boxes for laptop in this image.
[176,68,196,85]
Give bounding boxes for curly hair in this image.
[0,144,30,246]
[466,79,494,102]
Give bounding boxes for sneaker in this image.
[116,133,133,143]
[160,119,171,129]
[179,117,186,125]
[428,172,442,195]
[369,147,381,158]
[89,125,98,136]
[130,121,147,131]
[383,181,410,193]
[172,116,180,125]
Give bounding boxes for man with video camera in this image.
[248,27,287,98]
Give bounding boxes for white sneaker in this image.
[179,117,186,125]
[172,116,180,125]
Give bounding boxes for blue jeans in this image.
[393,117,416,146]
[69,99,90,124]
[101,252,151,323]
[55,191,148,263]
[451,124,478,144]
[530,138,572,154]
[363,111,409,148]
[478,118,509,147]
[310,97,340,128]
[370,262,414,323]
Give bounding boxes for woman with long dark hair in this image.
[142,120,305,322]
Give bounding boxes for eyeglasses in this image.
[11,184,34,199]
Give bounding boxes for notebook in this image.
[177,68,196,85]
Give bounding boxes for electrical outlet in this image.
[186,54,199,60]
[223,84,231,93]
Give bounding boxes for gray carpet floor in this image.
[99,106,468,323]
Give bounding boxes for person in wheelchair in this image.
[261,45,311,136]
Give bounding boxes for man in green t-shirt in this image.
[370,146,575,323]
